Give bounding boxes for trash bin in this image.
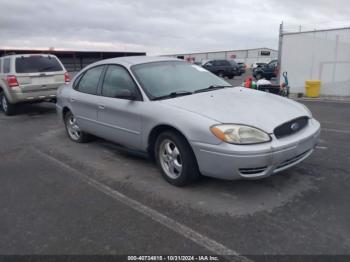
[305,80,321,98]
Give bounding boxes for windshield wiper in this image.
[194,85,232,94]
[152,91,193,101]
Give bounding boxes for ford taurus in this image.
[56,56,320,186]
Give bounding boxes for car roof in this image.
[1,54,58,59]
[92,56,181,68]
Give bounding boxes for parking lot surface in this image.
[0,95,350,257]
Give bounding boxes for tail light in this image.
[64,72,70,83]
[7,75,19,88]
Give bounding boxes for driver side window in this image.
[102,65,138,99]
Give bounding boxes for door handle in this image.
[98,105,105,110]
[70,98,75,102]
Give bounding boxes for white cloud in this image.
[0,0,347,55]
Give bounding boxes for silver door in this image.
[70,65,104,133]
[96,65,143,150]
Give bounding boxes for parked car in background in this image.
[228,60,241,76]
[253,60,278,80]
[57,56,320,187]
[237,62,247,74]
[0,54,69,115]
[252,62,267,70]
[202,59,238,79]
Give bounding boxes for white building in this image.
[166,48,278,67]
[279,25,350,96]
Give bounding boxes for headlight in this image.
[210,124,271,145]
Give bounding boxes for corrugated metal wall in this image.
[280,28,350,96]
[169,48,277,66]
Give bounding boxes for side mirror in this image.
[115,89,137,100]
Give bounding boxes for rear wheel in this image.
[64,111,90,143]
[0,92,16,116]
[155,131,200,186]
[217,71,225,78]
[256,73,263,80]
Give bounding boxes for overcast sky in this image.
[0,0,348,55]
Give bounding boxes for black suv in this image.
[202,59,239,79]
[253,60,278,80]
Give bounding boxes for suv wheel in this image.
[0,92,16,116]
[256,73,263,80]
[64,111,90,143]
[217,71,225,78]
[155,131,200,186]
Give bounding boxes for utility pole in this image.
[277,22,284,84]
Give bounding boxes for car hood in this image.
[161,87,310,133]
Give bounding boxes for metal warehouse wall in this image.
[280,28,350,96]
[0,49,146,72]
[167,48,277,66]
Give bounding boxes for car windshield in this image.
[131,61,230,100]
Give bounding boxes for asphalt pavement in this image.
[0,96,350,259]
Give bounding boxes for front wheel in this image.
[0,92,16,116]
[155,131,200,186]
[64,111,90,143]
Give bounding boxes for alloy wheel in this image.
[159,139,183,179]
[1,95,8,113]
[66,114,81,141]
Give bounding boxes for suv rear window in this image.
[15,56,63,73]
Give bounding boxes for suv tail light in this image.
[64,72,70,83]
[7,75,19,88]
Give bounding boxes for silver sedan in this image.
[56,56,320,186]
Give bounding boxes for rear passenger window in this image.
[101,65,138,98]
[3,58,11,73]
[76,66,104,95]
[15,56,63,73]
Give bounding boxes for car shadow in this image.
[12,102,57,116]
[93,135,312,193]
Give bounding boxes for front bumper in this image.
[191,118,321,180]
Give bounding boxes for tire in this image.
[217,71,225,78]
[256,73,263,80]
[64,111,90,143]
[228,75,234,80]
[155,131,200,187]
[0,92,16,116]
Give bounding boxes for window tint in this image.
[102,65,138,99]
[76,66,104,95]
[15,56,63,73]
[3,58,11,73]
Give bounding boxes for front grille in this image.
[276,150,310,169]
[274,117,309,139]
[239,166,268,175]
